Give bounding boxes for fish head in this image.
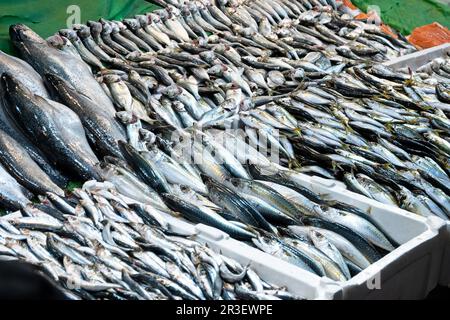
[172,101,186,112]
[161,85,182,98]
[240,98,253,111]
[139,128,156,144]
[135,15,148,28]
[100,22,112,35]
[103,74,121,84]
[59,29,77,42]
[227,177,248,191]
[207,34,220,44]
[77,25,91,38]
[10,24,47,51]
[46,34,65,49]
[71,24,85,32]
[266,34,278,42]
[308,229,325,242]
[87,21,102,35]
[207,65,224,76]
[123,19,140,31]
[220,99,237,111]
[180,6,191,17]
[2,72,33,101]
[148,13,161,25]
[160,193,179,207]
[115,20,127,30]
[199,51,216,63]
[126,51,143,61]
[110,22,121,34]
[115,111,136,125]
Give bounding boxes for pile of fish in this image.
[1,181,303,300]
[0,0,448,299]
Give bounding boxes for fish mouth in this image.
[9,24,26,43]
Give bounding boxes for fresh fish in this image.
[45,74,126,159]
[0,129,64,196]
[10,24,116,115]
[3,74,100,180]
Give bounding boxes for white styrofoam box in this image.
[162,212,340,300]
[160,172,446,299]
[384,42,450,71]
[440,224,450,287]
[289,173,447,299]
[385,43,450,288]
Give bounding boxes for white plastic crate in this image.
[162,212,340,300]
[160,172,446,299]
[385,43,450,288]
[291,173,447,299]
[383,42,450,71]
[440,224,450,287]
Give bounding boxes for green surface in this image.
[67,181,84,192]
[352,0,450,35]
[0,0,160,54]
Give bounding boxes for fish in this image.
[162,193,256,240]
[10,24,117,116]
[3,73,100,180]
[0,163,32,210]
[119,141,171,194]
[309,229,351,279]
[45,74,126,159]
[0,129,64,196]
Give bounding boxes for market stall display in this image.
[0,0,448,300]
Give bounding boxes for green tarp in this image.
[0,0,160,54]
[352,0,450,35]
[0,0,448,53]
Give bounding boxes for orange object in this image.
[353,9,399,39]
[343,0,398,39]
[355,13,368,20]
[380,24,398,39]
[343,0,358,10]
[408,23,450,49]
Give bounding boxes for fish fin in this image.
[331,160,338,171]
[381,163,391,169]
[345,125,355,133]
[342,144,351,151]
[293,127,302,136]
[385,122,394,133]
[288,158,301,169]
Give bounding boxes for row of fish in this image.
[0,0,447,299]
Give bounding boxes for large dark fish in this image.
[45,74,127,159]
[9,24,116,116]
[0,163,32,210]
[0,51,49,97]
[3,73,100,180]
[0,96,68,187]
[0,129,64,197]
